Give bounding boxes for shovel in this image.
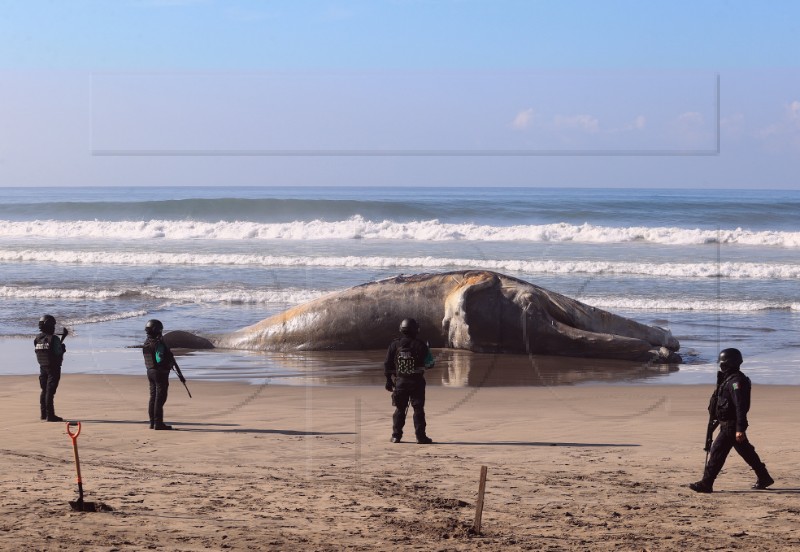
[66,421,100,512]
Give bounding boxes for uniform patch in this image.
[395,346,417,375]
[732,383,739,390]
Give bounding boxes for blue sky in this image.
[0,0,799,187]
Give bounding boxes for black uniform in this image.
[384,336,434,442]
[142,336,174,429]
[697,369,772,491]
[34,332,65,421]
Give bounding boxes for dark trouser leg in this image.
[733,436,771,480]
[409,380,427,440]
[39,368,48,419]
[702,424,736,486]
[44,365,61,419]
[147,369,170,423]
[148,375,156,425]
[392,386,411,439]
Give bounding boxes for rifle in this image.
[704,417,718,466]
[704,375,722,465]
[172,360,192,398]
[57,327,69,353]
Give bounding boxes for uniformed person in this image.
[384,318,435,444]
[689,348,774,493]
[34,314,67,422]
[142,319,175,430]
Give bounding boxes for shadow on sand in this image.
[75,419,353,436]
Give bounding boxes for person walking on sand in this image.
[142,319,176,430]
[689,348,774,493]
[384,318,435,444]
[34,314,67,422]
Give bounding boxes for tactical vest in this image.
[143,337,170,371]
[394,338,426,376]
[34,333,54,369]
[714,372,751,421]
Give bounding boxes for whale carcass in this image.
[167,271,680,364]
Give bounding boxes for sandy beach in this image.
[1,374,798,551]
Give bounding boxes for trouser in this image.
[392,377,427,439]
[39,364,61,419]
[702,422,770,486]
[147,368,170,424]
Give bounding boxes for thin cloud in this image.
[721,113,745,140]
[677,111,704,127]
[510,108,535,130]
[607,115,646,134]
[755,99,800,151]
[670,111,714,146]
[553,114,600,133]
[789,100,800,125]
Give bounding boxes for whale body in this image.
[172,271,680,363]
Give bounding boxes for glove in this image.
[62,328,69,338]
[61,344,66,353]
[385,378,394,392]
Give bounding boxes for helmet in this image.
[718,348,743,372]
[399,318,419,336]
[145,319,164,337]
[39,314,56,334]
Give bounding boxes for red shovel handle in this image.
[66,421,81,441]
[66,422,83,486]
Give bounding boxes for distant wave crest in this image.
[0,285,796,313]
[1,249,798,280]
[0,285,322,305]
[1,217,799,247]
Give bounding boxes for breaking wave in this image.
[1,249,798,279]
[1,217,799,247]
[1,285,796,312]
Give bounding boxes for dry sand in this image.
[1,374,798,551]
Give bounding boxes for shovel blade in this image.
[69,500,98,512]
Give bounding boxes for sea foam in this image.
[1,285,796,312]
[1,217,799,247]
[1,249,798,280]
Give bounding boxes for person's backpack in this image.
[395,342,417,375]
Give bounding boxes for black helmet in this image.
[399,318,419,336]
[145,319,164,337]
[718,348,743,372]
[39,314,56,333]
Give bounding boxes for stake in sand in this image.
[473,465,488,534]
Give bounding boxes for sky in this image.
[0,0,799,188]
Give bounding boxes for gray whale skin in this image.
[164,270,681,364]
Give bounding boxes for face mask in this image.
[719,361,739,374]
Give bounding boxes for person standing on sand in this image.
[384,318,435,444]
[34,314,67,422]
[689,348,774,493]
[142,319,176,430]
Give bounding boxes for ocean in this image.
[1,186,798,386]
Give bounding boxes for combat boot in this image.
[45,404,63,422]
[752,474,774,490]
[688,481,713,493]
[751,463,773,489]
[154,422,173,430]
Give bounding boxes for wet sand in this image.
[1,374,799,551]
[0,334,686,386]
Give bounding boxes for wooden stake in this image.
[473,465,488,534]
